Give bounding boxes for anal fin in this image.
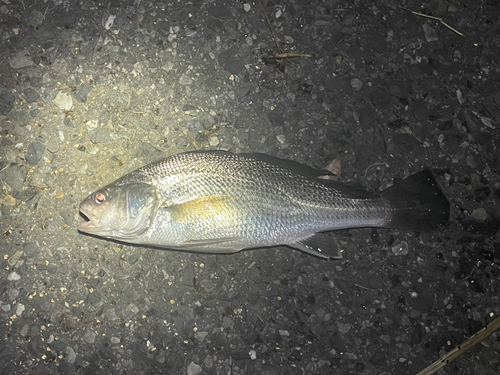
[290,233,343,259]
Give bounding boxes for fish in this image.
[78,151,450,259]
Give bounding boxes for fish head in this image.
[79,182,159,241]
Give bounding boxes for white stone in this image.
[53,91,73,111]
[187,362,202,375]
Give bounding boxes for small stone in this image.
[204,355,214,368]
[83,330,97,344]
[200,113,215,130]
[8,251,24,267]
[111,337,120,344]
[0,163,28,192]
[8,271,21,281]
[56,191,64,199]
[471,208,488,221]
[199,279,217,293]
[74,84,93,103]
[337,322,351,334]
[182,263,196,287]
[0,92,15,115]
[224,59,244,75]
[243,3,251,12]
[126,303,139,317]
[249,349,257,360]
[104,14,116,30]
[46,137,60,154]
[9,50,34,69]
[351,78,363,91]
[279,329,290,336]
[105,308,118,321]
[422,23,438,42]
[60,209,74,226]
[194,331,208,342]
[16,303,25,316]
[187,361,202,375]
[26,142,45,166]
[0,303,10,312]
[392,241,409,256]
[179,75,192,85]
[23,87,40,103]
[65,346,77,364]
[52,91,73,111]
[89,128,111,144]
[209,136,219,146]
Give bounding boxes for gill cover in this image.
[116,182,159,239]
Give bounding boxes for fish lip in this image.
[78,207,100,232]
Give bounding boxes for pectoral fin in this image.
[290,233,343,259]
[171,195,234,223]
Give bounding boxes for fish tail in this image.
[378,170,450,232]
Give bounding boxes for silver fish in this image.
[79,151,449,259]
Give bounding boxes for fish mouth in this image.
[79,208,103,233]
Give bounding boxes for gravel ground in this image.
[1,0,499,374]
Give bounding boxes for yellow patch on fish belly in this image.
[171,194,234,223]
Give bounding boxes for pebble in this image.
[243,3,251,12]
[83,330,97,344]
[199,279,217,293]
[187,362,202,375]
[200,113,215,130]
[249,349,257,360]
[8,271,21,281]
[46,137,60,153]
[179,75,193,85]
[9,50,34,69]
[0,163,28,192]
[52,91,73,111]
[422,23,438,42]
[194,331,208,342]
[204,355,214,368]
[279,329,290,336]
[209,136,220,146]
[89,128,111,144]
[351,78,363,91]
[26,142,45,166]
[23,87,40,102]
[337,322,351,334]
[182,263,196,287]
[7,250,24,267]
[126,303,139,317]
[16,303,25,316]
[0,92,15,115]
[392,241,409,256]
[105,308,118,321]
[65,346,77,364]
[471,208,488,221]
[111,337,120,344]
[74,84,93,103]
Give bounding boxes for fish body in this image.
[79,151,449,259]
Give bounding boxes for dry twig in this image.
[263,52,312,59]
[256,0,311,65]
[416,315,500,375]
[400,7,464,37]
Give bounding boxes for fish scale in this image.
[79,151,450,259]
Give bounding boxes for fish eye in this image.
[95,192,106,204]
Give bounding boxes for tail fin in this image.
[378,170,450,232]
